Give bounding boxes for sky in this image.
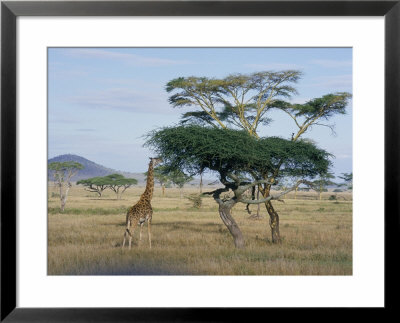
[48,47,352,178]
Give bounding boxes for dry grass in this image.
[48,185,352,275]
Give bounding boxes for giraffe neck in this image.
[141,161,154,201]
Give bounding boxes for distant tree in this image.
[275,177,300,199]
[152,165,172,197]
[77,176,109,197]
[338,172,353,191]
[168,169,194,198]
[49,161,84,212]
[311,172,336,200]
[105,174,138,199]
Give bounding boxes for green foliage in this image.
[77,176,109,187]
[329,195,337,200]
[48,161,84,172]
[167,169,193,188]
[287,92,351,119]
[77,176,111,197]
[146,125,331,180]
[151,165,172,186]
[338,172,353,190]
[104,174,138,198]
[311,172,336,197]
[49,161,84,183]
[77,174,137,198]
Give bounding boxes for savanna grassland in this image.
[48,185,352,275]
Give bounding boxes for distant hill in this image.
[48,154,219,187]
[48,154,146,183]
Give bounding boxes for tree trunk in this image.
[218,201,245,248]
[199,174,203,194]
[161,184,165,197]
[256,188,260,217]
[60,184,70,212]
[266,201,281,243]
[261,185,281,244]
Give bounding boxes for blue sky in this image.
[48,47,352,178]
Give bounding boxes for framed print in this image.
[1,0,399,321]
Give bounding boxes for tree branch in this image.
[238,180,307,204]
[235,179,275,196]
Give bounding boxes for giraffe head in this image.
[150,157,162,167]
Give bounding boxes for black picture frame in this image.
[1,1,399,321]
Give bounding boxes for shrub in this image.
[329,195,337,200]
[187,194,202,208]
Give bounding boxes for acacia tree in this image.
[153,165,172,197]
[311,172,336,200]
[105,174,138,199]
[146,126,331,248]
[77,176,110,197]
[166,71,351,243]
[49,161,84,212]
[338,172,353,191]
[168,169,193,198]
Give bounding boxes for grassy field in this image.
[48,184,352,275]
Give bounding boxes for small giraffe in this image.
[122,157,162,249]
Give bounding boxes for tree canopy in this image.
[146,125,331,183]
[338,172,353,190]
[77,174,138,199]
[104,174,138,199]
[49,161,84,181]
[77,176,110,197]
[166,71,302,136]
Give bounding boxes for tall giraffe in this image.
[122,157,162,249]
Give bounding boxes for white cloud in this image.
[336,154,352,159]
[243,63,303,70]
[67,87,177,114]
[63,48,191,67]
[310,59,352,68]
[303,74,352,90]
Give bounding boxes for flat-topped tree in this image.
[77,176,110,197]
[167,71,301,136]
[166,71,351,243]
[105,174,138,199]
[311,172,336,200]
[49,161,84,212]
[146,125,331,248]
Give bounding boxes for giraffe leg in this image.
[148,219,152,249]
[139,222,144,245]
[122,219,131,249]
[128,222,138,250]
[122,230,127,248]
